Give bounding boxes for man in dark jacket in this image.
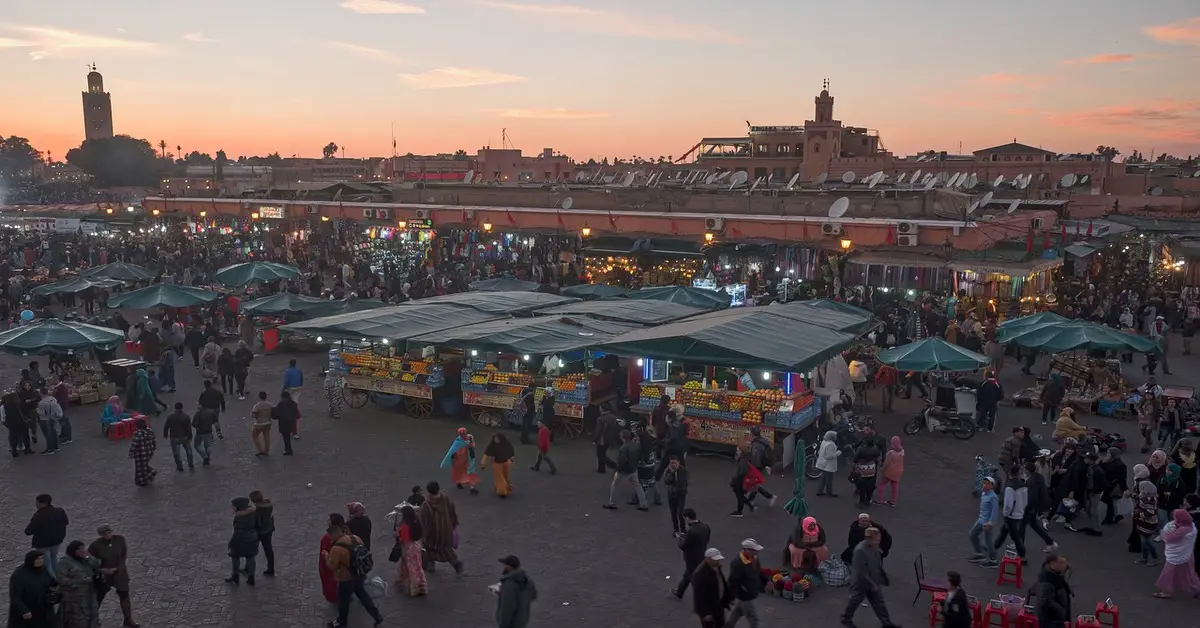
[942,571,972,628]
[250,490,275,576]
[592,410,620,473]
[1021,462,1059,551]
[495,555,537,628]
[192,405,222,466]
[1099,447,1129,524]
[664,456,691,536]
[726,539,765,628]
[1032,555,1072,628]
[997,426,1024,488]
[23,494,68,578]
[226,496,258,586]
[162,402,194,471]
[692,548,732,628]
[603,430,646,510]
[841,527,899,628]
[198,379,226,415]
[747,427,776,505]
[976,370,1004,432]
[271,391,299,455]
[672,508,710,599]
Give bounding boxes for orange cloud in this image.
[478,1,742,44]
[1143,17,1200,45]
[482,107,609,120]
[399,67,526,89]
[328,41,404,64]
[338,0,425,14]
[1062,53,1135,65]
[1046,99,1200,129]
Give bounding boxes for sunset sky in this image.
[3,0,1199,162]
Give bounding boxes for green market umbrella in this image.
[560,284,630,300]
[108,284,221,309]
[214,262,301,287]
[0,319,124,356]
[877,337,991,372]
[996,312,1068,343]
[241,292,336,316]
[783,437,809,518]
[1004,320,1158,354]
[80,262,157,281]
[627,285,731,310]
[31,276,124,296]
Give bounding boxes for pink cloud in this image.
[1143,17,1200,45]
[1045,99,1200,129]
[971,73,1048,89]
[1062,53,1135,65]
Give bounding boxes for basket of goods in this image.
[782,581,794,601]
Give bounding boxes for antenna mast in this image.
[502,128,513,150]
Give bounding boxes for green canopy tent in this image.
[409,315,641,356]
[533,299,707,325]
[0,319,124,356]
[468,277,543,293]
[31,276,124,296]
[626,285,731,310]
[996,312,1069,343]
[560,284,630,300]
[1003,320,1159,354]
[876,337,991,372]
[803,298,873,318]
[214,262,301,287]
[595,308,857,372]
[306,298,389,318]
[80,262,156,282]
[406,291,579,315]
[769,300,875,335]
[240,293,339,316]
[281,303,507,342]
[108,284,221,309]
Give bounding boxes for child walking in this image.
[875,436,905,506]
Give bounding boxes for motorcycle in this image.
[902,398,976,440]
[804,415,873,479]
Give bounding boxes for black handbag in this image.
[387,543,403,563]
[93,570,112,596]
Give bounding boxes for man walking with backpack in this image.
[325,524,384,627]
[747,427,776,506]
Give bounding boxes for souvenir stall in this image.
[949,256,1061,304]
[843,250,953,294]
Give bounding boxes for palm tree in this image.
[158,140,167,159]
[322,142,339,159]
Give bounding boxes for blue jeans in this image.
[170,437,194,468]
[38,420,59,452]
[58,412,72,442]
[969,522,997,562]
[37,545,60,579]
[1142,533,1159,561]
[194,433,214,461]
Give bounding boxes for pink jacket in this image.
[882,449,904,482]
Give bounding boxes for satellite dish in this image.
[1079,174,1090,185]
[816,172,828,184]
[728,171,748,190]
[1150,186,1163,197]
[992,175,1004,187]
[923,177,936,190]
[574,171,587,182]
[912,169,922,183]
[714,171,730,183]
[829,197,850,218]
[1193,170,1200,178]
[1017,175,1029,190]
[748,177,764,194]
[1007,199,1020,214]
[561,197,573,210]
[947,173,961,188]
[980,191,994,207]
[841,171,857,184]
[767,173,775,184]
[620,172,636,187]
[868,174,880,189]
[785,173,800,190]
[1060,173,1077,188]
[896,172,908,184]
[464,169,475,183]
[966,173,979,188]
[966,200,980,214]
[704,172,717,184]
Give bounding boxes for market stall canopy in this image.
[80,262,156,281]
[996,312,1069,343]
[876,337,990,372]
[31,276,124,296]
[0,319,125,356]
[310,298,389,317]
[214,261,301,287]
[534,299,707,325]
[406,291,579,315]
[241,292,338,316]
[1003,320,1159,354]
[626,285,731,310]
[468,277,543,293]
[769,300,874,334]
[281,304,506,341]
[595,308,857,372]
[108,284,221,309]
[560,284,630,300]
[409,315,640,355]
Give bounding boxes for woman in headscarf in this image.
[814,430,840,497]
[1185,494,1200,578]
[1126,465,1151,552]
[318,513,347,603]
[1171,440,1198,496]
[481,433,516,498]
[99,395,127,433]
[1134,481,1161,565]
[134,369,157,417]
[1159,463,1186,522]
[157,346,177,394]
[1149,449,1170,485]
[126,418,156,487]
[875,436,905,506]
[226,497,258,586]
[784,516,829,575]
[440,428,479,494]
[346,502,372,550]
[200,337,220,381]
[393,505,428,597]
[840,513,893,564]
[58,540,101,628]
[6,550,56,628]
[1154,509,1200,598]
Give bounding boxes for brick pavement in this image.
[0,342,1197,627]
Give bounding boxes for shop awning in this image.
[1063,243,1098,258]
[594,308,857,372]
[534,299,708,325]
[847,250,948,268]
[468,277,544,293]
[627,285,731,310]
[768,300,874,334]
[946,257,1063,275]
[409,315,640,355]
[405,291,579,315]
[280,304,506,341]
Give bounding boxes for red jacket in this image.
[537,424,552,453]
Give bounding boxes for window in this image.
[776,144,791,155]
[1025,156,1033,162]
[773,167,787,179]
[814,143,822,153]
[862,137,869,146]
[754,167,768,179]
[991,155,998,162]
[756,144,770,156]
[1003,156,1011,161]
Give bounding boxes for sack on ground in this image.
[818,557,850,587]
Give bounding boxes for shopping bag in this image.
[1115,496,1134,517]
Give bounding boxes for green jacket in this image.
[496,568,537,628]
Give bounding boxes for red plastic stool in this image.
[929,591,948,627]
[1016,605,1039,628]
[108,419,133,441]
[997,551,1024,588]
[1093,600,1118,628]
[1075,615,1101,628]
[968,595,982,627]
[982,599,1011,628]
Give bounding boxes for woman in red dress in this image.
[318,513,347,603]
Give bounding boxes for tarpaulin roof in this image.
[1003,320,1159,354]
[468,277,543,292]
[215,261,300,287]
[768,300,874,334]
[241,292,337,315]
[280,304,506,341]
[31,276,124,296]
[403,291,579,315]
[108,284,221,309]
[626,285,731,310]
[409,315,640,355]
[595,308,857,372]
[534,299,707,325]
[996,312,1068,343]
[560,284,630,300]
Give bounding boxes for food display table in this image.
[637,381,820,447]
[539,371,615,438]
[461,361,532,428]
[340,351,448,418]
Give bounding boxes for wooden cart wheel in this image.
[405,397,435,419]
[471,407,503,428]
[343,388,370,409]
[557,416,584,439]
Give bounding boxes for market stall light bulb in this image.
[522,355,531,362]
[636,358,644,367]
[381,339,389,345]
[316,336,323,342]
[762,372,771,381]
[471,350,478,357]
[360,338,367,342]
[775,266,780,272]
[557,359,564,368]
[787,269,794,274]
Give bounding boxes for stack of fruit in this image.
[553,374,586,392]
[682,381,704,390]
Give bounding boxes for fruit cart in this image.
[636,380,821,451]
[339,349,452,418]
[461,360,533,428]
[537,371,616,439]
